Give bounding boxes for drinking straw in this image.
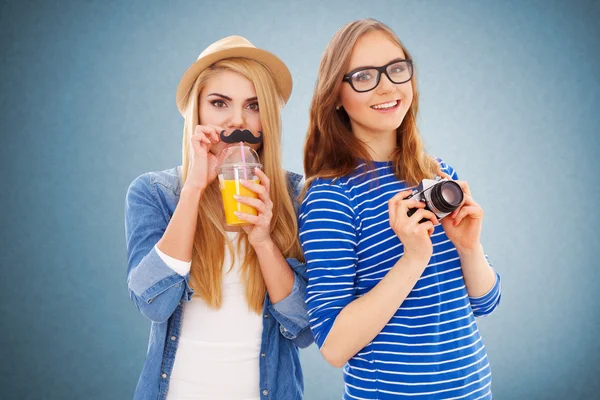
[240,141,248,180]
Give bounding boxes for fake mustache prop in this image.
[219,129,263,144]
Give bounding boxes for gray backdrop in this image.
[1,0,599,399]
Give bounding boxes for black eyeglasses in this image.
[342,59,413,93]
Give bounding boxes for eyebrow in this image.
[206,93,258,102]
[346,58,407,75]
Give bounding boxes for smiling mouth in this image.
[370,100,400,110]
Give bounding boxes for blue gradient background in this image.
[1,0,598,399]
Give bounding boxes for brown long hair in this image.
[181,58,303,313]
[303,19,437,191]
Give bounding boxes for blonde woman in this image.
[299,19,501,399]
[125,36,312,400]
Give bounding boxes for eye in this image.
[352,70,374,82]
[211,100,227,108]
[389,62,408,74]
[390,65,406,73]
[246,102,259,112]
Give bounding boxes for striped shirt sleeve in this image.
[437,157,460,180]
[298,181,358,349]
[470,270,502,317]
[438,158,502,317]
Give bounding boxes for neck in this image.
[352,126,397,162]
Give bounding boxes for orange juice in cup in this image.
[216,143,262,226]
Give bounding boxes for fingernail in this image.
[233,195,240,199]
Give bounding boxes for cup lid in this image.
[217,143,262,169]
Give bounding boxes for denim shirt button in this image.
[161,373,167,379]
[262,389,268,395]
[261,353,266,357]
[264,314,268,318]
[282,327,287,332]
[171,336,177,341]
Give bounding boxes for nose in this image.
[226,106,245,129]
[375,72,397,96]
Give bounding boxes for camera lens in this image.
[431,181,463,213]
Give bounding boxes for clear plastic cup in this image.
[216,143,262,226]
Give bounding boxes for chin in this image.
[372,120,403,134]
[380,114,408,131]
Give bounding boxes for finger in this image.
[436,169,452,180]
[453,180,472,197]
[208,131,219,144]
[401,199,427,211]
[201,136,211,146]
[240,179,267,197]
[196,125,220,144]
[458,194,473,210]
[255,190,272,208]
[409,209,439,226]
[454,205,483,226]
[390,190,415,203]
[234,211,260,224]
[389,190,419,224]
[401,201,427,222]
[194,125,211,140]
[391,195,423,214]
[216,146,229,164]
[192,130,211,144]
[190,137,208,156]
[449,194,473,219]
[190,135,204,149]
[195,124,215,135]
[234,195,267,214]
[407,208,428,224]
[455,204,483,223]
[205,126,223,143]
[192,133,211,148]
[253,168,270,193]
[421,221,434,236]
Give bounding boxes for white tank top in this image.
[166,231,263,400]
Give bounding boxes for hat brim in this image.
[176,47,292,116]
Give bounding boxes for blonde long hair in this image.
[303,19,437,189]
[180,58,303,313]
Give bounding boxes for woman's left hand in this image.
[234,168,274,248]
[437,171,484,254]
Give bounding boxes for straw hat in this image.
[175,35,292,116]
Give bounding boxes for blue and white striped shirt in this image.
[299,160,501,399]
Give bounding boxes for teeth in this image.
[371,100,398,110]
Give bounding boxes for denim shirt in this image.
[124,166,313,400]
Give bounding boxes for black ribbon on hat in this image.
[220,129,263,144]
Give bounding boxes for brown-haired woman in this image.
[299,19,501,399]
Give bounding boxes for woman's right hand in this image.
[183,125,224,191]
[388,190,439,264]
